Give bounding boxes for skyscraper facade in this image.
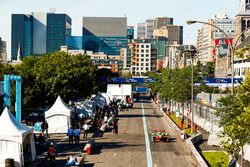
[137,19,154,39]
[196,14,234,74]
[47,13,72,53]
[11,12,71,60]
[0,37,7,64]
[82,17,127,56]
[11,14,33,60]
[66,36,83,50]
[153,17,173,29]
[127,26,134,41]
[32,12,47,55]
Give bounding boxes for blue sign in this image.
[195,78,243,87]
[99,77,156,84]
[132,87,149,93]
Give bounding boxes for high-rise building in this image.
[130,41,152,75]
[196,14,234,77]
[66,36,82,50]
[234,0,250,79]
[137,19,154,39]
[32,12,47,55]
[127,26,134,41]
[11,11,71,60]
[47,13,72,53]
[235,0,250,44]
[153,17,173,29]
[82,17,127,56]
[0,37,7,64]
[138,17,183,64]
[11,14,33,60]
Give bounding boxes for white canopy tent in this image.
[101,93,111,106]
[107,84,132,101]
[45,96,72,134]
[94,93,106,109]
[0,108,36,167]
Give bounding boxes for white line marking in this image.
[141,103,153,167]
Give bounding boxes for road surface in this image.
[41,101,197,167]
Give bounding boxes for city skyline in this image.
[1,0,237,59]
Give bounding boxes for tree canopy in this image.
[216,72,250,161]
[4,52,98,113]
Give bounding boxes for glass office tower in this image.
[11,14,33,60]
[47,14,71,53]
[82,17,127,56]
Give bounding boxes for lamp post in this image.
[186,20,250,95]
[183,48,197,134]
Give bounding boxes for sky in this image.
[0,0,238,59]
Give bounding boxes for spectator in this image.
[113,119,118,134]
[67,127,74,144]
[82,123,90,139]
[66,155,78,166]
[104,114,108,123]
[74,127,80,144]
[44,120,49,138]
[42,120,49,138]
[34,119,42,132]
[48,142,56,161]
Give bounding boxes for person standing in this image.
[82,123,90,139]
[48,142,57,161]
[74,127,80,144]
[67,127,74,144]
[113,119,118,134]
[43,120,49,138]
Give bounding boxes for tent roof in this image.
[45,95,72,118]
[0,108,32,143]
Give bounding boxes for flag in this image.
[225,39,233,45]
[215,39,220,46]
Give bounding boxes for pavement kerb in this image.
[152,101,208,167]
[186,134,208,167]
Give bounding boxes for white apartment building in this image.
[196,14,234,65]
[130,43,151,75]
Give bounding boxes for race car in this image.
[151,130,170,142]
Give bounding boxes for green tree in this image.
[216,72,250,167]
[14,52,98,113]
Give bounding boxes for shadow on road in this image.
[92,141,144,155]
[84,162,95,167]
[118,114,162,118]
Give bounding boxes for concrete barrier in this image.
[186,133,208,167]
[153,101,208,167]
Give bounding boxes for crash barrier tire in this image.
[83,139,95,155]
[5,158,14,167]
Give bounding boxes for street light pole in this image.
[183,48,196,134]
[191,53,194,134]
[186,20,250,95]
